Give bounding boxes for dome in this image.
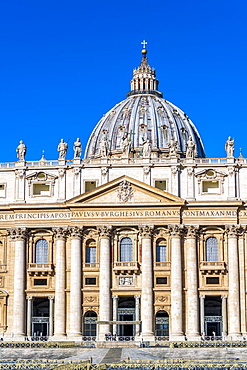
[85,46,205,159]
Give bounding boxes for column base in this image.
[52,334,67,341]
[8,334,26,341]
[186,334,201,341]
[169,334,186,341]
[227,333,243,341]
[141,332,155,341]
[67,334,82,341]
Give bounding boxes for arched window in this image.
[35,239,48,263]
[156,238,167,262]
[120,237,132,262]
[86,239,96,263]
[206,237,218,261]
[155,310,169,337]
[84,311,97,338]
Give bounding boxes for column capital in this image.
[185,225,199,238]
[134,295,141,299]
[225,224,239,237]
[52,226,68,240]
[68,226,83,239]
[48,296,55,301]
[97,225,112,238]
[138,224,154,238]
[168,224,184,237]
[112,295,118,299]
[8,227,28,241]
[26,296,33,301]
[199,294,205,299]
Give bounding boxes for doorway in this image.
[32,297,49,337]
[204,295,222,336]
[117,296,135,336]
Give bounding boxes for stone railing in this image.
[113,261,139,274]
[27,263,54,276]
[200,261,226,274]
[155,262,171,269]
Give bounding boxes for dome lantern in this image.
[127,41,162,98]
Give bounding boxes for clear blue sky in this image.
[0,0,247,162]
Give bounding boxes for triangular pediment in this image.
[67,176,185,206]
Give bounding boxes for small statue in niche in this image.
[99,131,109,158]
[142,138,151,158]
[225,136,234,157]
[186,136,195,159]
[168,137,177,157]
[16,140,26,161]
[57,139,68,160]
[73,138,82,159]
[122,132,132,157]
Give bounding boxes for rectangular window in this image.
[86,247,96,263]
[0,184,6,197]
[33,184,50,196]
[155,180,166,191]
[156,277,167,285]
[206,277,219,285]
[202,181,220,193]
[34,279,47,286]
[85,181,96,193]
[85,277,96,285]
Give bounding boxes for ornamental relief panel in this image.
[155,295,170,304]
[84,295,98,304]
[155,306,171,315]
[153,228,169,240]
[83,306,99,315]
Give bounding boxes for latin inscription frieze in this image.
[0,209,239,221]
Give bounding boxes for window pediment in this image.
[195,169,227,180]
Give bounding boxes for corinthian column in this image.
[8,227,27,340]
[69,226,82,339]
[186,226,200,340]
[97,225,112,341]
[169,224,185,340]
[139,225,154,341]
[226,225,241,339]
[53,227,67,339]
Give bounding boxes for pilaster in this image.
[52,227,68,340]
[68,226,83,339]
[139,224,154,341]
[185,225,200,340]
[8,227,28,340]
[226,225,241,339]
[169,224,185,340]
[97,225,112,341]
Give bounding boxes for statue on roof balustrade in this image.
[225,136,234,158]
[16,140,26,161]
[73,138,82,159]
[186,136,196,159]
[58,139,68,160]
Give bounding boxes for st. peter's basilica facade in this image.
[0,44,246,343]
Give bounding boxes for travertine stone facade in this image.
[1,46,247,342]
